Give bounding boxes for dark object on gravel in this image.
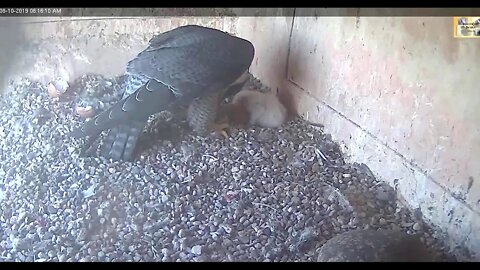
[317,229,436,262]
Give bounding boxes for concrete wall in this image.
[0,16,240,93]
[237,14,480,259]
[0,11,478,259]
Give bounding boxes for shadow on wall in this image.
[280,26,303,122]
[278,83,299,121]
[0,20,26,94]
[277,34,303,122]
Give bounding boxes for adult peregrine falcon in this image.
[71,25,255,161]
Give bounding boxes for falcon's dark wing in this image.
[126,25,254,101]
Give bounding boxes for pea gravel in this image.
[0,75,461,262]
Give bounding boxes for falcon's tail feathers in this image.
[99,121,147,161]
[70,79,176,161]
[70,79,176,140]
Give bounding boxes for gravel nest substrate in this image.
[0,75,460,262]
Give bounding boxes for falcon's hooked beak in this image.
[224,71,250,100]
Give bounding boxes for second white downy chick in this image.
[227,89,288,128]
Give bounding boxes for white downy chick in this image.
[228,89,288,128]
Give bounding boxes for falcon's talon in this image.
[209,122,230,139]
[220,130,229,139]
